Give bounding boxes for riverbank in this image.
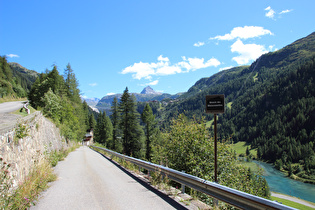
[272,192,315,209]
[253,160,315,203]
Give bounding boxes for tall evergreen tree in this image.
[88,113,96,130]
[119,87,144,158]
[111,97,120,151]
[47,65,66,96]
[141,103,156,161]
[64,63,80,103]
[94,111,113,146]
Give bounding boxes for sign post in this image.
[205,94,224,207]
[205,94,225,183]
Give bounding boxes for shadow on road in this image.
[92,149,189,210]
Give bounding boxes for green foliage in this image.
[28,64,91,142]
[94,111,113,147]
[41,88,62,121]
[0,56,34,98]
[14,122,29,144]
[154,114,270,202]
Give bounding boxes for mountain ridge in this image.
[95,86,180,111]
[140,86,161,95]
[156,32,315,179]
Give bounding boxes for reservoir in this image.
[253,161,315,203]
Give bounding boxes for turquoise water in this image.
[253,161,315,203]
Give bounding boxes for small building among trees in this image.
[83,129,93,146]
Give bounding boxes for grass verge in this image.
[271,196,315,210]
[0,97,27,104]
[7,159,57,209]
[0,143,80,209]
[11,105,36,117]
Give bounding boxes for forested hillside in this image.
[28,64,95,142]
[0,56,38,98]
[158,32,315,180]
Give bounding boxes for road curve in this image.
[31,147,186,210]
[0,101,26,114]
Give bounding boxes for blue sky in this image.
[1,0,314,99]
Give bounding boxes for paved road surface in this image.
[31,147,186,210]
[0,101,26,114]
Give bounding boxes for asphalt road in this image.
[31,147,186,210]
[0,101,26,114]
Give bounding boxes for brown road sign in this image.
[205,95,225,114]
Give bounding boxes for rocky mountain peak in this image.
[140,86,160,95]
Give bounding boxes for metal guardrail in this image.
[0,111,40,135]
[90,146,296,210]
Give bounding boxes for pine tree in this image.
[47,65,66,96]
[119,87,144,158]
[64,63,80,103]
[94,111,113,147]
[111,97,120,151]
[94,112,104,144]
[88,113,96,130]
[141,103,156,161]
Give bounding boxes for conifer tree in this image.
[141,103,156,161]
[94,111,113,147]
[47,65,66,96]
[64,63,80,103]
[119,87,144,158]
[88,113,96,130]
[111,97,120,151]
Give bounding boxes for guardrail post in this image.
[181,171,185,193]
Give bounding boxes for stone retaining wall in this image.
[0,111,67,188]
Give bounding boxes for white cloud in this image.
[106,92,116,96]
[210,26,273,41]
[6,54,19,58]
[158,55,169,62]
[265,6,275,19]
[89,83,98,87]
[122,62,155,80]
[268,45,276,51]
[155,65,182,75]
[279,9,293,14]
[185,57,221,71]
[121,55,221,80]
[231,39,268,65]
[265,6,293,19]
[194,41,205,47]
[81,95,88,99]
[219,66,234,71]
[146,80,159,86]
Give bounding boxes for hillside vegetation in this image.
[28,64,94,142]
[157,32,315,182]
[0,56,38,99]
